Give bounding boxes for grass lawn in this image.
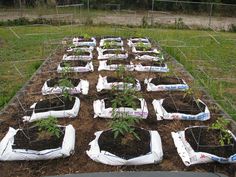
[0,25,235,119]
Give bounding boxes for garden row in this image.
[0,35,235,170]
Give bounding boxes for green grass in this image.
[0,25,235,119]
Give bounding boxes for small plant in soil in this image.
[109,69,142,143]
[82,33,91,40]
[103,40,116,49]
[109,112,140,141]
[136,41,150,51]
[59,63,73,101]
[209,117,232,146]
[35,116,61,139]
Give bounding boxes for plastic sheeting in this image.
[144,78,189,92]
[152,99,210,121]
[96,75,141,92]
[86,129,163,165]
[171,126,236,166]
[57,61,94,73]
[23,97,80,122]
[100,38,123,47]
[73,37,96,47]
[97,49,128,60]
[42,79,89,95]
[62,52,93,61]
[98,60,134,71]
[127,38,151,47]
[93,98,148,119]
[132,47,158,54]
[0,124,75,161]
[135,63,169,72]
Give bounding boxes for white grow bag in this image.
[171,126,236,166]
[135,52,164,61]
[0,124,75,161]
[144,78,189,92]
[98,60,134,71]
[127,38,151,47]
[97,49,128,60]
[100,38,123,47]
[96,75,141,92]
[67,46,94,52]
[62,52,93,61]
[57,61,94,73]
[73,37,96,47]
[23,97,80,122]
[135,63,169,72]
[152,99,210,121]
[42,79,89,95]
[132,46,158,54]
[93,98,148,119]
[86,129,163,165]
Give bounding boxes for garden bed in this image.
[0,36,235,177]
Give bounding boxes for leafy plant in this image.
[115,64,126,79]
[36,116,61,138]
[109,112,140,140]
[136,41,150,51]
[59,62,73,100]
[109,70,142,141]
[209,117,232,146]
[82,33,91,39]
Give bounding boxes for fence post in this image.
[87,0,90,12]
[208,3,213,28]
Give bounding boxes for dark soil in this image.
[101,45,122,50]
[106,76,137,84]
[162,95,206,114]
[108,59,131,65]
[72,51,91,56]
[102,39,122,42]
[132,40,149,44]
[13,127,64,151]
[185,127,236,158]
[104,97,141,108]
[138,52,159,57]
[135,47,152,51]
[98,128,151,159]
[34,97,75,113]
[47,78,79,87]
[140,61,165,67]
[103,50,126,55]
[60,60,88,67]
[151,77,184,85]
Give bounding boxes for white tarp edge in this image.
[93,98,148,119]
[144,78,189,91]
[132,47,158,53]
[0,124,75,161]
[135,63,169,72]
[96,75,141,92]
[127,38,151,47]
[67,46,94,52]
[57,62,94,73]
[73,37,96,47]
[100,38,123,47]
[86,130,163,165]
[62,53,93,61]
[171,126,236,166]
[98,60,134,71]
[97,50,128,60]
[23,97,80,122]
[42,79,89,95]
[152,99,210,121]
